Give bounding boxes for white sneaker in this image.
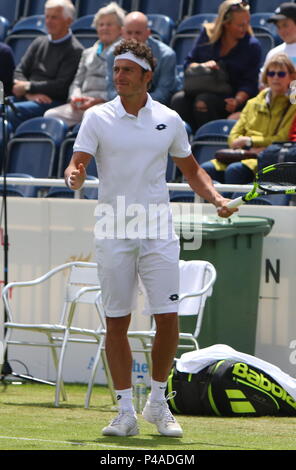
[102,410,139,437]
[142,394,183,437]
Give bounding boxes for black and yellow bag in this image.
[167,359,296,417]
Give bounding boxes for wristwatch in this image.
[245,137,253,150]
[24,82,31,92]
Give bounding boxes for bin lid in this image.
[174,215,274,240]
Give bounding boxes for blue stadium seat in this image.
[193,119,237,141]
[188,0,224,15]
[58,122,98,198]
[191,119,237,165]
[57,123,81,177]
[5,14,46,34]
[0,16,10,41]
[46,186,75,198]
[169,190,195,202]
[192,140,229,165]
[6,117,68,184]
[22,0,74,16]
[250,13,282,65]
[75,0,130,17]
[71,14,97,48]
[251,0,283,13]
[251,12,281,43]
[47,176,98,200]
[0,0,24,24]
[0,173,37,197]
[5,15,47,64]
[135,0,187,23]
[170,14,217,66]
[147,14,175,44]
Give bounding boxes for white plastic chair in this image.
[85,259,216,408]
[1,261,106,407]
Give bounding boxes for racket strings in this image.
[258,165,296,191]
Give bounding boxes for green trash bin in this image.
[174,214,274,355]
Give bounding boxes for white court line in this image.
[0,435,144,450]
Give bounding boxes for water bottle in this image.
[134,374,147,413]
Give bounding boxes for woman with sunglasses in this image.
[201,53,296,188]
[171,0,261,132]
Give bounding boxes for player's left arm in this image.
[173,154,237,218]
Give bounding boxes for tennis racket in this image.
[227,162,296,208]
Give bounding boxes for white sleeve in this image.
[168,113,192,158]
[73,110,100,156]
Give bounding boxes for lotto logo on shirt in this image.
[94,196,203,249]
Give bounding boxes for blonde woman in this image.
[201,53,296,188]
[171,0,261,131]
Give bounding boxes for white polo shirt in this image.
[73,94,191,238]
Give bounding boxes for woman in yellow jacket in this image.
[201,53,296,186]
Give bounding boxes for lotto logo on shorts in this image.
[169,294,179,301]
[94,196,203,249]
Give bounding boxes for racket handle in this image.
[226,196,245,209]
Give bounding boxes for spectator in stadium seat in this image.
[262,3,296,70]
[8,0,83,130]
[44,2,124,127]
[106,11,181,105]
[170,0,261,132]
[201,53,296,188]
[0,42,15,96]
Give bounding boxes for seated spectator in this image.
[45,2,124,127]
[263,3,296,68]
[170,0,261,132]
[0,42,15,96]
[8,0,84,130]
[201,53,296,187]
[106,11,181,105]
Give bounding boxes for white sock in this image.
[115,388,135,413]
[150,379,167,402]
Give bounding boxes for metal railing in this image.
[0,176,253,198]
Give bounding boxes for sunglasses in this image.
[267,70,287,78]
[224,1,249,17]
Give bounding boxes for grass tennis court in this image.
[0,382,295,451]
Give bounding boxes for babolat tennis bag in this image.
[166,359,296,416]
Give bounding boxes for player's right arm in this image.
[64,151,93,190]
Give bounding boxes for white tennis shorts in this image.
[95,237,180,318]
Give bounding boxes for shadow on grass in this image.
[70,435,189,449]
[1,401,118,414]
[66,435,258,450]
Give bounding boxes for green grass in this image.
[0,382,295,451]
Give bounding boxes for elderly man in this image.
[8,0,83,130]
[106,11,181,105]
[44,1,124,127]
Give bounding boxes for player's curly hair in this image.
[114,39,155,71]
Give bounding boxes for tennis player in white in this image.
[65,39,236,438]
